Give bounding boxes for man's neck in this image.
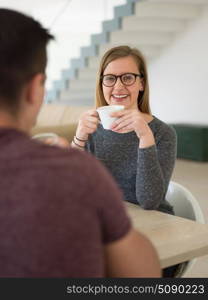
[0,111,24,132]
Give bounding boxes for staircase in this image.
[46,0,208,106]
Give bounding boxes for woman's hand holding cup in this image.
[76,109,99,141]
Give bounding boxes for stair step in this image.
[122,16,187,32]
[78,68,97,80]
[58,98,94,106]
[60,88,94,102]
[98,43,162,58]
[87,43,158,69]
[148,0,208,4]
[87,56,100,69]
[67,78,96,91]
[135,2,200,19]
[109,30,173,46]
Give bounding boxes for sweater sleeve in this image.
[136,125,177,209]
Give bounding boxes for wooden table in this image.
[126,202,208,268]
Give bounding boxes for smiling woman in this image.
[71,45,177,218]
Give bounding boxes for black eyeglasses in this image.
[101,73,143,87]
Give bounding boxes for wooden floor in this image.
[172,159,208,277]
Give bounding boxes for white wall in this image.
[149,6,208,125]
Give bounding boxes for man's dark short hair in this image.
[0,8,54,112]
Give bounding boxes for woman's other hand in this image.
[110,109,155,148]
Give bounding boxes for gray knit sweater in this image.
[86,116,177,214]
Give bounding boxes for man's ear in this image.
[26,73,45,104]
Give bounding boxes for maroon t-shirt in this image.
[0,128,131,277]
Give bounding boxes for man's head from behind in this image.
[0,9,54,130]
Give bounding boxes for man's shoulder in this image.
[30,140,96,169]
[24,140,107,196]
[1,128,96,174]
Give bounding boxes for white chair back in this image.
[166,181,205,277]
[166,181,205,223]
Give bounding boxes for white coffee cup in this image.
[96,105,124,130]
[32,132,59,145]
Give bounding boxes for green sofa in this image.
[172,124,208,162]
